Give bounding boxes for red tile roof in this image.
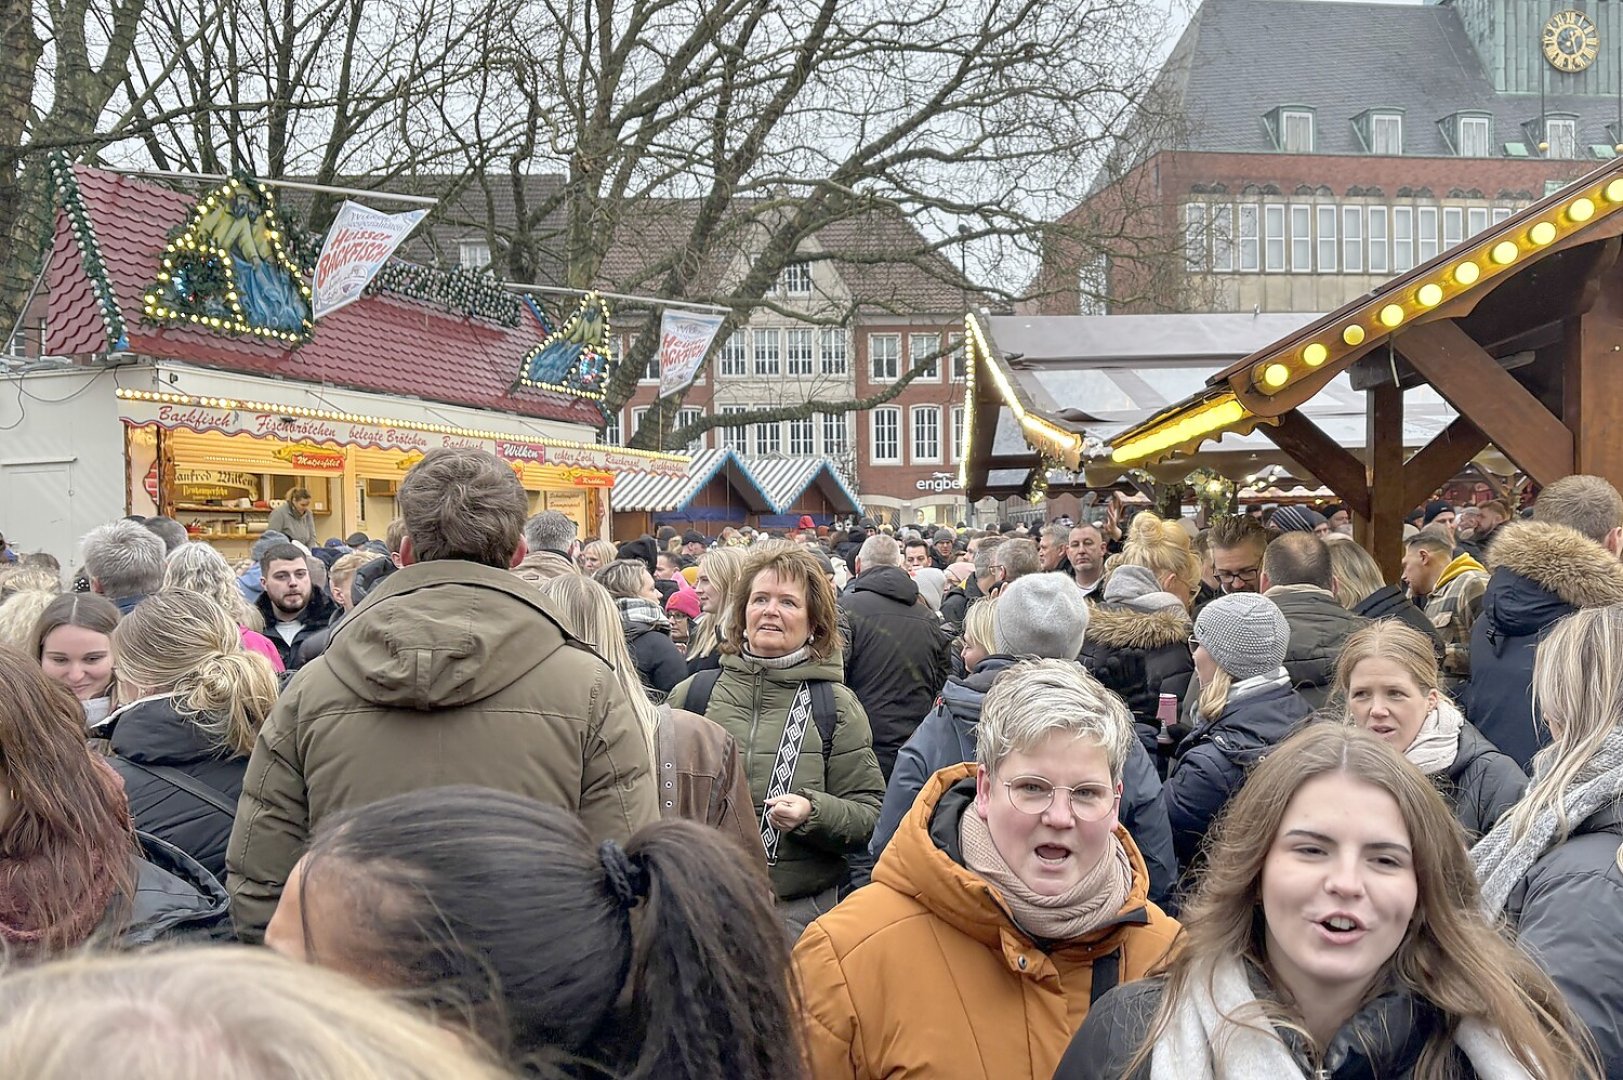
[45,167,603,427]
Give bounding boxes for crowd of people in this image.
[0,450,1620,1078]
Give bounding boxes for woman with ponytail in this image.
[104,589,279,878]
[265,786,804,1080]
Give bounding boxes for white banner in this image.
[657,310,727,398]
[310,201,427,320]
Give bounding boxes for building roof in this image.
[1153,0,1620,159]
[739,455,864,515]
[45,166,603,428]
[610,448,775,513]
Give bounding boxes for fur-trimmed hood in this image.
[1082,603,1191,651]
[1485,520,1623,610]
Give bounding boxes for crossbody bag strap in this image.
[118,758,237,817]
[758,680,815,867]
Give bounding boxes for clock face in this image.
[1543,9,1600,73]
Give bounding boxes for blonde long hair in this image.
[1507,604,1623,846]
[1121,512,1199,598]
[686,546,748,661]
[111,590,278,757]
[0,947,509,1079]
[1130,725,1599,1079]
[165,542,264,632]
[539,574,659,760]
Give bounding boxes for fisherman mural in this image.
[517,291,613,399]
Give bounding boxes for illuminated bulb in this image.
[1530,221,1557,246]
[1491,241,1518,265]
[1378,304,1405,328]
[1343,322,1367,346]
[1608,179,1623,202]
[1261,363,1290,388]
[1417,283,1444,307]
[1569,197,1596,223]
[1302,343,1328,367]
[1454,261,1480,285]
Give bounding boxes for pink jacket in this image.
[240,626,285,673]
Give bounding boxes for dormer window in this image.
[1355,109,1403,155]
[1265,106,1315,153]
[776,261,813,295]
[1439,112,1492,157]
[1525,115,1579,159]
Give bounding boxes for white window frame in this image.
[909,332,940,380]
[870,407,901,464]
[719,331,748,377]
[911,405,942,464]
[949,334,967,381]
[1341,206,1363,272]
[630,406,649,441]
[1281,109,1314,153]
[1467,206,1490,236]
[1417,206,1439,263]
[720,405,749,452]
[676,407,704,455]
[458,239,491,269]
[1238,205,1260,272]
[1393,206,1414,272]
[1458,115,1492,157]
[601,408,622,447]
[788,416,815,456]
[752,328,780,376]
[1211,204,1234,272]
[1289,204,1311,272]
[785,327,814,375]
[754,420,782,456]
[1264,204,1286,272]
[1443,207,1463,250]
[820,329,848,375]
[951,405,966,463]
[1492,207,1513,224]
[823,412,849,455]
[869,333,901,382]
[1545,117,1578,160]
[1371,112,1403,155]
[1368,207,1388,274]
[1316,205,1337,272]
[777,261,813,295]
[637,337,659,383]
[1184,202,1208,270]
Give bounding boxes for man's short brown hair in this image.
[1208,513,1269,556]
[1534,475,1623,543]
[396,449,527,567]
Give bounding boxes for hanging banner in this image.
[657,310,726,398]
[310,201,428,320]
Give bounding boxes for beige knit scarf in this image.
[958,809,1133,941]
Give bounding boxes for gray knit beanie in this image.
[250,530,290,563]
[1193,592,1289,680]
[995,573,1091,658]
[1102,564,1185,613]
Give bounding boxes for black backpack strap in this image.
[1089,947,1121,1004]
[119,758,237,817]
[808,680,838,768]
[685,667,722,716]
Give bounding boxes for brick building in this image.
[1034,0,1623,316]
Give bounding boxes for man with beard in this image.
[255,543,335,671]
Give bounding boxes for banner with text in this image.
[310,201,428,320]
[657,310,726,398]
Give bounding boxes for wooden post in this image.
[1568,260,1623,486]
[1257,410,1371,518]
[1365,381,1405,583]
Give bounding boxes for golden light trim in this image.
[1607,178,1623,203]
[1529,220,1558,246]
[1342,325,1365,346]
[1260,362,1290,388]
[1302,343,1328,367]
[1111,395,1248,464]
[1378,304,1405,328]
[113,388,686,462]
[1490,241,1518,265]
[1417,283,1444,308]
[1569,197,1596,223]
[1453,261,1480,286]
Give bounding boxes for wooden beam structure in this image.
[1403,415,1491,511]
[1395,320,1574,485]
[1362,383,1406,582]
[1256,410,1371,519]
[1565,256,1623,484]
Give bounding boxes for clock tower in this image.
[1445,0,1616,95]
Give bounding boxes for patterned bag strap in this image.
[758,681,816,866]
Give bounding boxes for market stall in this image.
[608,448,775,538]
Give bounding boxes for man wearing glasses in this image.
[1207,514,1268,594]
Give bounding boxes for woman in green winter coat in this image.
[669,544,883,937]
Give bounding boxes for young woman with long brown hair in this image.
[1056,724,1599,1080]
[32,591,121,725]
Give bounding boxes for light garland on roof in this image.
[48,153,128,351]
[1110,394,1249,464]
[957,312,1084,489]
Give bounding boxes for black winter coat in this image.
[1056,974,1483,1080]
[103,695,247,880]
[1266,586,1368,710]
[1164,681,1312,875]
[1435,720,1525,840]
[103,832,233,947]
[1502,801,1623,1076]
[838,566,952,779]
[1352,584,1444,659]
[1080,604,1195,756]
[255,587,337,672]
[624,621,689,696]
[1465,520,1623,769]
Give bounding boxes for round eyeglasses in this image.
[1002,775,1120,821]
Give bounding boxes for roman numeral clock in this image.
[1544,9,1600,73]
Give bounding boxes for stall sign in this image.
[311,201,427,320]
[568,469,615,488]
[495,440,547,465]
[175,468,260,502]
[272,444,347,472]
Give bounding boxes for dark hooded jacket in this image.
[101,695,247,880]
[838,565,952,779]
[1080,603,1195,755]
[254,586,336,672]
[1436,719,1526,841]
[1264,585,1369,710]
[1056,973,1483,1080]
[863,655,1178,906]
[108,832,233,947]
[1465,520,1623,769]
[1352,584,1445,659]
[1164,680,1313,875]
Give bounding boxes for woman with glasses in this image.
[793,659,1180,1080]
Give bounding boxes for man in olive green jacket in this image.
[226,449,657,941]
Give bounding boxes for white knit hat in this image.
[1193,593,1289,680]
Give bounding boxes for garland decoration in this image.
[364,261,520,326]
[1189,466,1234,517]
[49,153,128,351]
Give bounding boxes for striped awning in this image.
[611,448,774,513]
[739,455,863,515]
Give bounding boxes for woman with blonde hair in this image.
[1323,534,1440,649]
[685,544,748,674]
[1059,723,1600,1079]
[540,572,760,861]
[0,585,58,652]
[576,538,616,574]
[1336,621,1524,840]
[1472,604,1623,1074]
[165,541,283,673]
[104,589,279,877]
[0,947,511,1080]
